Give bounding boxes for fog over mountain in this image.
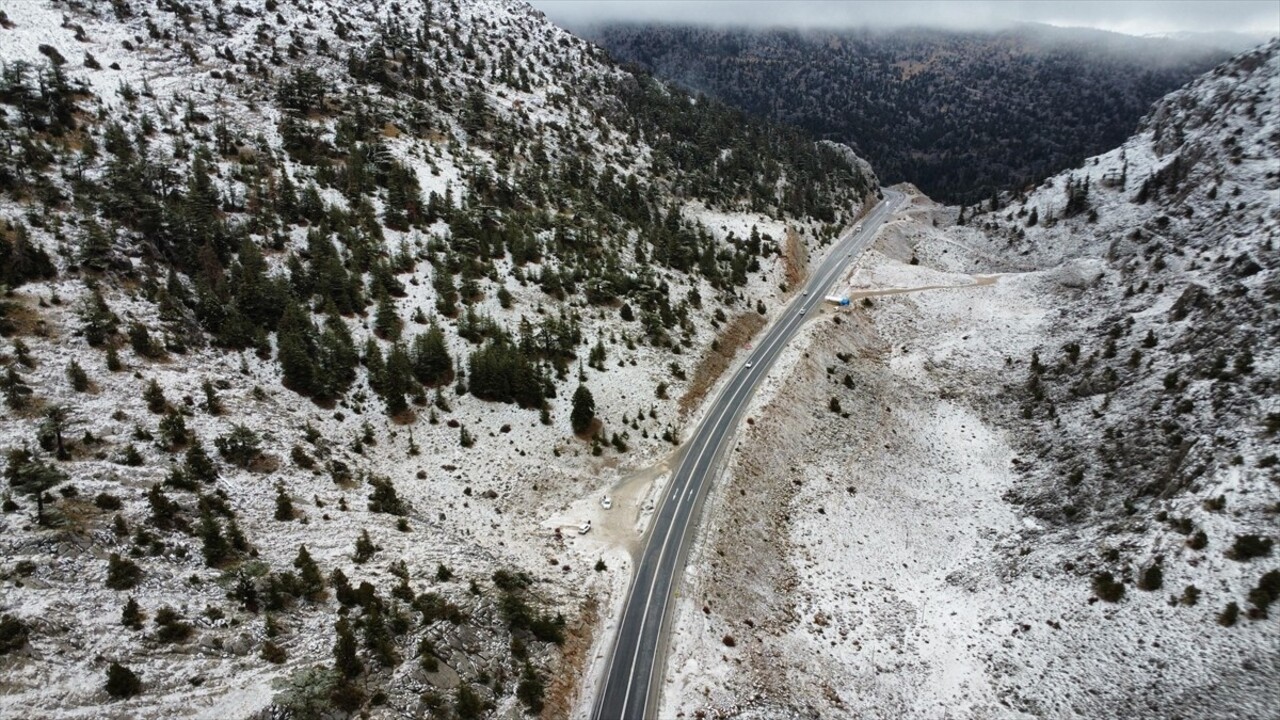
[532,0,1279,37]
[586,22,1232,203]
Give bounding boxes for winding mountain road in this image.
[591,188,904,720]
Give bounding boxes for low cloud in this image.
[529,1,1279,37]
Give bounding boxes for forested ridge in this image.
[587,23,1229,204]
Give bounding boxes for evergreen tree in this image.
[468,339,544,408]
[5,447,67,523]
[199,505,230,567]
[66,359,90,391]
[105,553,142,590]
[146,483,183,531]
[215,424,262,468]
[333,617,363,678]
[362,601,398,667]
[38,405,71,460]
[121,596,144,630]
[184,440,218,484]
[200,380,224,415]
[293,544,325,600]
[80,288,119,347]
[363,339,387,395]
[517,661,546,714]
[571,384,596,435]
[157,409,190,449]
[381,342,418,415]
[375,292,402,341]
[274,485,295,521]
[105,662,142,698]
[353,529,377,563]
[367,476,408,515]
[2,366,32,410]
[316,314,359,399]
[411,322,453,387]
[277,300,319,396]
[143,379,167,414]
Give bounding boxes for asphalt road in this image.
[591,189,904,720]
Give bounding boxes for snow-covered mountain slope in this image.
[659,41,1278,720]
[0,0,876,717]
[958,38,1278,531]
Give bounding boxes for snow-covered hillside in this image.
[660,40,1278,719]
[0,0,875,716]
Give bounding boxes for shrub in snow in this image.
[105,662,141,699]
[1092,572,1125,602]
[1227,534,1273,561]
[105,553,141,590]
[1137,564,1163,591]
[1218,602,1240,627]
[0,614,30,655]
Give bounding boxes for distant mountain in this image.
[584,23,1231,204]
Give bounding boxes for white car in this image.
[802,290,809,296]
[601,496,612,510]
[745,361,753,368]
[578,520,592,535]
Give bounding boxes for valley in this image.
[0,1,1274,719]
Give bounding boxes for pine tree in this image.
[184,440,218,484]
[517,661,546,714]
[363,339,387,395]
[381,342,418,415]
[5,447,66,523]
[571,384,595,435]
[293,544,325,600]
[143,379,167,414]
[333,617,363,678]
[121,596,144,630]
[38,405,71,460]
[158,409,190,449]
[215,424,262,468]
[2,366,32,410]
[411,322,453,386]
[67,359,90,391]
[367,476,408,515]
[353,529,377,563]
[362,601,398,667]
[374,292,402,341]
[199,506,230,567]
[433,270,458,317]
[274,485,295,521]
[226,514,249,553]
[277,301,319,396]
[200,380,224,415]
[105,553,142,590]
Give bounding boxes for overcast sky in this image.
[529,1,1280,37]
